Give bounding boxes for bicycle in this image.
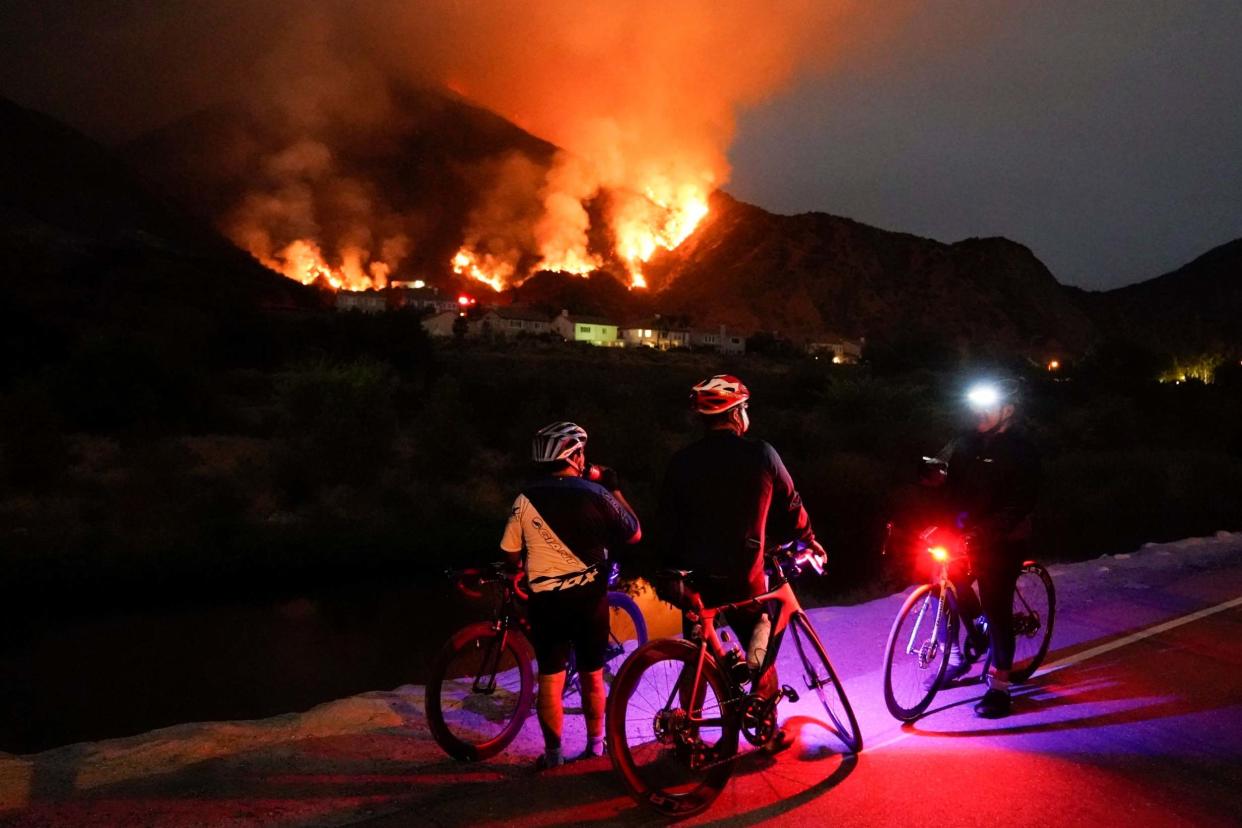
[881,525,1055,722]
[425,561,648,762]
[606,541,861,818]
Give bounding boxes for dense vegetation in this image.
[3,291,1241,615]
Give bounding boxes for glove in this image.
[588,463,621,491]
[500,558,522,577]
[806,538,828,574]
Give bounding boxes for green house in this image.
[554,310,622,347]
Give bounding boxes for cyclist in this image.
[920,378,1041,718]
[657,375,826,743]
[500,421,641,768]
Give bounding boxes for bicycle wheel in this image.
[882,584,959,722]
[1010,563,1055,682]
[425,623,535,761]
[564,590,650,700]
[607,638,740,818]
[788,612,863,752]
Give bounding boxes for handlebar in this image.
[766,538,827,579]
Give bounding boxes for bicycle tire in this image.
[789,611,863,753]
[563,590,650,699]
[425,622,536,761]
[607,638,739,818]
[882,584,959,722]
[1009,562,1055,682]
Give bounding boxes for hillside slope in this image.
[646,192,1097,352]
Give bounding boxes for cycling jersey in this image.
[940,428,1040,545]
[658,431,813,599]
[500,476,639,593]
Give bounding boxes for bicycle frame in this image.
[902,529,970,659]
[676,554,810,730]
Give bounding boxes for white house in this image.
[335,291,388,314]
[620,317,692,350]
[689,325,746,355]
[421,309,468,337]
[477,306,554,338]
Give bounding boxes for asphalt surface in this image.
[364,542,1242,828]
[2,537,1239,827]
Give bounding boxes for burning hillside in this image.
[120,2,895,294]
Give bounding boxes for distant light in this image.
[413,279,426,289]
[832,355,843,364]
[457,295,475,306]
[1047,360,1060,371]
[966,383,1000,409]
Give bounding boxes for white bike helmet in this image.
[531,421,588,463]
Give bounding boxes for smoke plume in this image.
[42,1,902,291]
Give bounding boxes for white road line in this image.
[1039,593,1242,675]
[867,593,1242,753]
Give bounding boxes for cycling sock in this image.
[536,672,566,752]
[581,669,606,746]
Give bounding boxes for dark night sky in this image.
[730,1,1242,289]
[2,0,1239,290]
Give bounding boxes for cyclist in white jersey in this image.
[500,422,641,768]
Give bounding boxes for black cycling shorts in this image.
[527,579,609,675]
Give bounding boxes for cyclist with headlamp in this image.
[919,378,1041,718]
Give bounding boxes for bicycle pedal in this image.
[780,684,800,704]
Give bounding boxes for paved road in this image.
[365,542,1242,828]
[2,538,1239,827]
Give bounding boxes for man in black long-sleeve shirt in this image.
[923,378,1041,718]
[658,375,825,710]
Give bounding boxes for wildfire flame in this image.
[612,185,711,288]
[260,239,396,292]
[451,249,511,293]
[453,181,710,292]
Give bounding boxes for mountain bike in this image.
[607,541,861,818]
[881,526,1055,721]
[425,561,647,761]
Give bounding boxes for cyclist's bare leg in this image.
[579,669,606,757]
[536,671,566,767]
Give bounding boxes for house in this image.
[477,306,554,338]
[806,336,864,363]
[620,317,692,350]
[389,285,461,315]
[689,325,746,355]
[553,310,622,346]
[421,309,469,338]
[335,291,388,314]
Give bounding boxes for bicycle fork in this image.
[905,591,947,667]
[471,630,508,695]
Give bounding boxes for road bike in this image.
[425,561,647,761]
[881,525,1055,721]
[606,541,861,818]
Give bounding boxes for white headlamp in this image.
[966,384,1001,410]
